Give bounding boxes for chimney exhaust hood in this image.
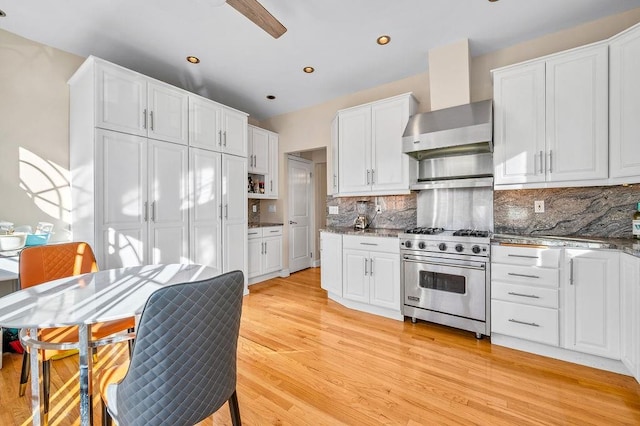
[402,99,493,161]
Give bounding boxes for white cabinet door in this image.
[221,108,248,158]
[546,45,608,182]
[248,126,269,174]
[369,251,400,310]
[189,96,221,151]
[338,106,371,194]
[247,237,263,278]
[620,253,640,379]
[320,232,342,296]
[147,82,188,145]
[610,27,640,181]
[343,248,369,303]
[189,148,223,275]
[267,132,279,198]
[263,236,282,274]
[222,154,247,277]
[95,63,147,137]
[96,129,148,269]
[330,115,339,195]
[147,140,189,264]
[493,62,546,185]
[370,97,410,192]
[564,249,620,359]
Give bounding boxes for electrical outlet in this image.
[328,206,339,215]
[534,200,545,213]
[268,204,276,213]
[375,205,382,213]
[252,205,257,213]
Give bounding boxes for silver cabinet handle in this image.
[333,174,337,189]
[370,258,374,275]
[507,292,541,299]
[371,169,375,184]
[366,169,370,185]
[151,201,156,222]
[270,180,273,192]
[570,258,574,285]
[507,272,540,279]
[269,230,279,233]
[264,241,267,255]
[364,258,368,276]
[253,155,256,167]
[218,130,222,146]
[223,131,227,147]
[248,231,259,236]
[150,110,154,131]
[508,319,540,327]
[548,150,553,173]
[539,150,544,174]
[507,254,539,259]
[144,201,148,222]
[225,204,228,219]
[143,109,148,129]
[360,242,378,246]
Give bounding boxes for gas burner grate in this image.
[453,229,490,238]
[405,227,445,235]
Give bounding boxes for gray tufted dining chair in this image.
[98,270,244,426]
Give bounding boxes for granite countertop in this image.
[492,234,640,258]
[248,222,284,228]
[320,227,404,238]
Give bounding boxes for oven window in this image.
[418,271,466,294]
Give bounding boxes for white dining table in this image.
[0,263,219,426]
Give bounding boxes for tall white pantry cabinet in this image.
[69,56,248,287]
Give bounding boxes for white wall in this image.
[0,29,84,242]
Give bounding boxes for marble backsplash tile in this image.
[248,199,260,223]
[326,194,417,230]
[494,185,640,238]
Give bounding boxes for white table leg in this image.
[29,327,45,426]
[78,324,93,426]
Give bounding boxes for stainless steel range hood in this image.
[402,99,493,161]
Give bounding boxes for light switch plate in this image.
[534,200,545,213]
[268,204,276,213]
[329,206,339,215]
[252,205,257,213]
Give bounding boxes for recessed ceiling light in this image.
[377,35,391,45]
[0,9,6,17]
[303,66,315,74]
[186,56,200,64]
[266,95,276,100]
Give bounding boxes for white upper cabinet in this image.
[188,95,248,157]
[267,132,279,198]
[336,93,417,196]
[493,43,608,188]
[94,59,188,145]
[248,125,269,174]
[330,115,339,195]
[610,24,640,183]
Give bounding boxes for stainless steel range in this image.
[400,227,491,338]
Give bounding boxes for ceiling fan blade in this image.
[226,0,287,39]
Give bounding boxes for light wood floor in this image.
[1,267,639,425]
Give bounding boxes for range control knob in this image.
[455,244,464,252]
[472,245,481,254]
[405,241,412,249]
[438,243,447,251]
[418,242,427,249]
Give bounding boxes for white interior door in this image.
[288,156,313,274]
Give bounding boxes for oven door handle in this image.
[402,256,486,271]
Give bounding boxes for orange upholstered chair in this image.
[18,242,136,413]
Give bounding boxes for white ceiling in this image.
[2,0,640,120]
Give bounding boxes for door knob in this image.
[289,220,297,225]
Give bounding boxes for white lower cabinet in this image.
[621,253,640,381]
[563,249,620,359]
[491,245,561,346]
[320,232,342,296]
[248,226,283,282]
[342,235,400,312]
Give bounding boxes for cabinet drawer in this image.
[492,245,560,268]
[492,264,559,288]
[491,300,559,346]
[343,235,399,254]
[492,282,558,308]
[261,226,282,237]
[248,228,263,239]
